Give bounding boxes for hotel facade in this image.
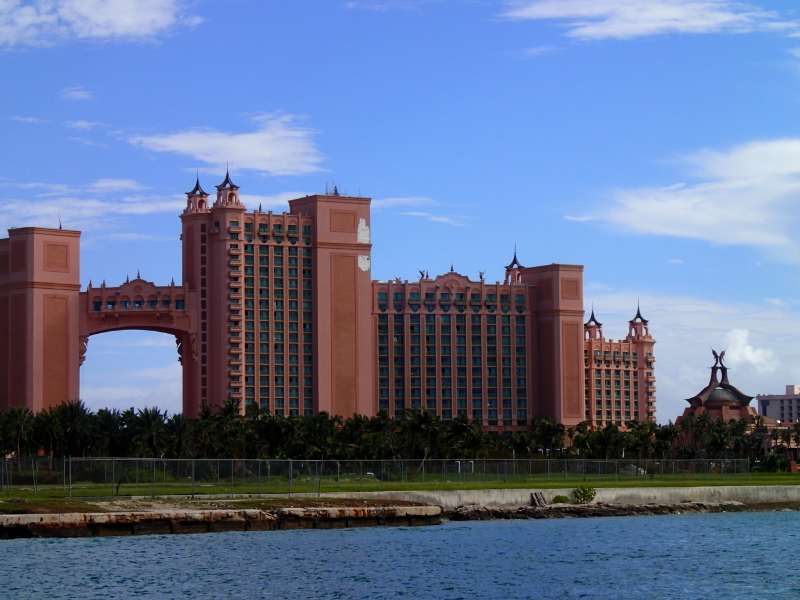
[0,177,656,430]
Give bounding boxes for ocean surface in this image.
[2,511,799,599]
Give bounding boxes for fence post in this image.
[68,456,72,499]
[31,458,37,498]
[258,459,261,496]
[564,458,568,483]
[230,459,234,497]
[152,458,156,498]
[111,459,115,500]
[318,461,322,498]
[61,457,65,491]
[289,459,293,497]
[191,460,195,498]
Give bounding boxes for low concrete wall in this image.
[299,486,800,509]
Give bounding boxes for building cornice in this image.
[7,228,81,238]
[1,282,82,292]
[317,242,373,251]
[535,309,585,318]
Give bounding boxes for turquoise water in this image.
[2,511,799,599]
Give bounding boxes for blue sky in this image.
[3,0,800,421]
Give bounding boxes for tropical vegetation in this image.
[0,401,792,468]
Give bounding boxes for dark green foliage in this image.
[551,495,571,504]
[0,401,781,463]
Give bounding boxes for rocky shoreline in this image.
[0,505,442,539]
[445,501,755,520]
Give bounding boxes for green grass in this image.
[2,471,799,502]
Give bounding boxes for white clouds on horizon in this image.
[65,120,103,129]
[584,290,799,422]
[572,138,800,262]
[0,177,181,232]
[0,0,201,47]
[502,0,798,40]
[129,114,326,177]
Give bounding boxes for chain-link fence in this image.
[0,458,750,500]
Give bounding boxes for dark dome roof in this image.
[706,388,739,406]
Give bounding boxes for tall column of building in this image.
[0,228,81,411]
[181,179,212,417]
[289,194,374,418]
[521,264,585,426]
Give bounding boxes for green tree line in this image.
[0,401,789,464]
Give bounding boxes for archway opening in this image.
[80,330,182,415]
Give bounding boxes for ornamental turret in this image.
[627,303,651,340]
[214,168,242,208]
[184,175,210,215]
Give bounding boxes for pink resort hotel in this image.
[0,175,656,431]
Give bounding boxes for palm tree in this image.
[5,406,34,457]
[166,413,195,459]
[33,407,62,459]
[130,407,168,457]
[94,408,125,457]
[58,400,94,457]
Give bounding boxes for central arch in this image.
[79,277,197,415]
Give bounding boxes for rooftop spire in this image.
[585,304,603,327]
[186,170,207,196]
[629,300,649,325]
[505,245,524,270]
[216,164,239,190]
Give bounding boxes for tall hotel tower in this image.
[0,175,655,430]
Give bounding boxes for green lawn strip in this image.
[0,472,798,501]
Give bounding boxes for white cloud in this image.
[60,86,93,100]
[564,215,596,222]
[725,328,776,374]
[584,291,800,422]
[399,211,469,226]
[502,0,797,40]
[372,196,439,208]
[764,297,789,307]
[65,120,103,129]
[129,114,326,176]
[0,0,200,47]
[521,45,559,57]
[342,0,440,10]
[0,177,182,233]
[668,258,683,264]
[8,116,46,123]
[69,137,107,147]
[579,138,800,262]
[87,178,147,193]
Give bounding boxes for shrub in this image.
[552,495,570,504]
[572,485,596,504]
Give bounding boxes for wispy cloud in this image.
[8,116,46,124]
[400,211,469,226]
[65,120,103,130]
[521,45,559,57]
[69,137,108,147]
[502,0,797,40]
[575,138,800,262]
[130,113,326,176]
[61,86,93,100]
[0,177,179,232]
[0,0,201,47]
[372,196,439,208]
[87,178,148,193]
[668,258,683,264]
[342,0,441,10]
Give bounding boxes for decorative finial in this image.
[450,263,454,272]
[58,215,62,230]
[137,270,140,279]
[479,270,485,281]
[258,203,262,212]
[125,274,129,283]
[419,269,425,279]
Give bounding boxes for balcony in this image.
[229,280,242,288]
[228,247,242,256]
[228,357,242,366]
[646,376,656,383]
[228,226,242,234]
[228,257,242,267]
[228,292,242,301]
[229,323,243,333]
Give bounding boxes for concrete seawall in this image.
[298,485,800,509]
[0,506,442,540]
